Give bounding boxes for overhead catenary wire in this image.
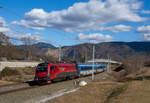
[92,43,95,80]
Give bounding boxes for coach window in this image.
[81,67,92,70]
[96,66,101,69]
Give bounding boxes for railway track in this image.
[0,85,39,95]
[0,81,37,95]
[0,72,108,103]
[0,71,105,96]
[0,83,20,88]
[0,79,77,96]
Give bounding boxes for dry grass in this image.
[46,68,150,103]
[111,80,150,103]
[47,82,123,103]
[0,80,14,85]
[0,67,35,82]
[46,79,150,103]
[110,68,150,103]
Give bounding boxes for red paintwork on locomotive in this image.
[36,72,47,78]
[50,63,77,79]
[35,63,78,81]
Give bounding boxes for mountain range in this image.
[20,41,150,61]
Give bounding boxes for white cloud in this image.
[12,20,45,30]
[141,10,150,14]
[136,25,150,33]
[12,0,146,33]
[0,27,10,32]
[20,33,42,42]
[0,17,7,27]
[105,24,132,33]
[7,31,43,43]
[0,17,43,43]
[0,17,10,32]
[142,34,150,41]
[77,33,113,43]
[34,32,41,35]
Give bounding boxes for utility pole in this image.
[59,44,62,62]
[85,48,87,62]
[107,54,111,73]
[73,48,76,61]
[109,57,111,73]
[92,44,95,80]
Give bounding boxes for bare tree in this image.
[0,33,11,59]
[0,33,26,60]
[123,53,146,75]
[111,54,147,81]
[0,32,11,46]
[20,36,36,60]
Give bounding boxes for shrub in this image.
[123,54,146,74]
[0,67,20,79]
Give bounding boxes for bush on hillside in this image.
[0,67,20,79]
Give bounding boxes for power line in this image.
[59,44,62,61]
[92,44,95,80]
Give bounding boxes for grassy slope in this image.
[47,68,150,103]
[47,80,150,103]
[111,68,150,103]
[111,80,150,103]
[47,82,123,103]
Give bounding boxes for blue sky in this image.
[0,0,150,46]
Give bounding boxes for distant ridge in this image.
[60,41,150,61]
[18,41,150,61]
[32,42,56,49]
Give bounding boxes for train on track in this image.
[34,62,106,83]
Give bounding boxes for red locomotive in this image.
[34,62,79,83]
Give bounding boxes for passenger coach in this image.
[77,63,106,76]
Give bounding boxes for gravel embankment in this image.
[0,72,108,103]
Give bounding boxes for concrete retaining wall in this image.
[0,61,40,71]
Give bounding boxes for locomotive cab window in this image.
[50,66,56,70]
[37,63,48,72]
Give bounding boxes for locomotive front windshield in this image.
[37,63,48,72]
